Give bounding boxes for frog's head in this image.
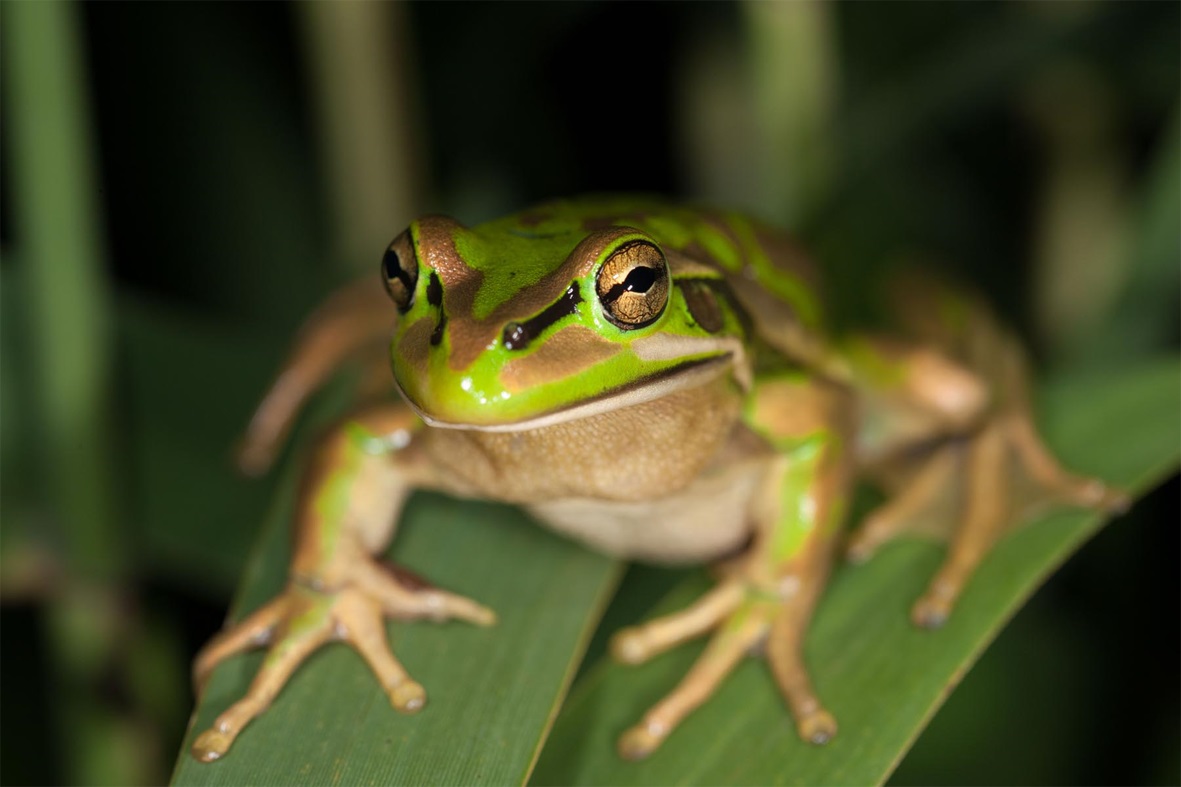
[382,209,747,431]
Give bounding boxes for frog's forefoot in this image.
[610,576,836,758]
[847,409,1129,629]
[190,561,494,762]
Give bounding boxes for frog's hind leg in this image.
[851,273,1127,627]
[845,447,958,564]
[908,422,1008,627]
[236,276,395,476]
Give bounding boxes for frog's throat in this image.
[397,353,735,434]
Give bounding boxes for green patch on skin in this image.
[840,336,908,388]
[443,197,823,332]
[724,211,821,329]
[311,452,354,551]
[261,588,333,664]
[307,421,391,567]
[344,421,398,456]
[412,336,726,427]
[451,228,585,321]
[770,432,827,563]
[628,213,695,249]
[937,289,971,336]
[694,221,744,273]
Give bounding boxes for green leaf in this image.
[533,357,1180,786]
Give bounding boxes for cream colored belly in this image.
[526,460,765,564]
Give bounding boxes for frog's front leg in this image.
[611,376,854,760]
[191,403,494,762]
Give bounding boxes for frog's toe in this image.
[847,451,956,565]
[331,589,432,715]
[609,626,650,665]
[191,729,233,763]
[609,581,744,665]
[617,722,667,761]
[391,680,426,713]
[1064,476,1129,513]
[796,708,838,745]
[193,596,289,693]
[192,596,335,762]
[910,594,950,629]
[845,522,893,564]
[356,559,497,626]
[1005,412,1129,516]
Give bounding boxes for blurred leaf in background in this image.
[1,2,1177,785]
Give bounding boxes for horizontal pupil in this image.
[625,266,658,294]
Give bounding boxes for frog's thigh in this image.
[908,411,1126,629]
[907,422,1007,627]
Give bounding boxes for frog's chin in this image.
[397,353,734,434]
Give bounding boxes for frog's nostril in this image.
[503,322,527,351]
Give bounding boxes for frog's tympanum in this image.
[192,197,1125,762]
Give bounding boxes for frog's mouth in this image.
[397,352,735,433]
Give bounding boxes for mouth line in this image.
[395,353,732,433]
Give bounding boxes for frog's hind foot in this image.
[611,577,835,760]
[848,410,1127,630]
[190,565,495,762]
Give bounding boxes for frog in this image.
[191,196,1126,763]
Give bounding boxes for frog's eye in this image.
[596,240,669,329]
[381,231,418,312]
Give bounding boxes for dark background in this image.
[1,3,1177,784]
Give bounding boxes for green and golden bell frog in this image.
[191,196,1125,763]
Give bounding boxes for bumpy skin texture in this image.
[192,197,1124,763]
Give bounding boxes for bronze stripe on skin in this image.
[414,218,642,370]
[500,325,620,393]
[396,318,434,380]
